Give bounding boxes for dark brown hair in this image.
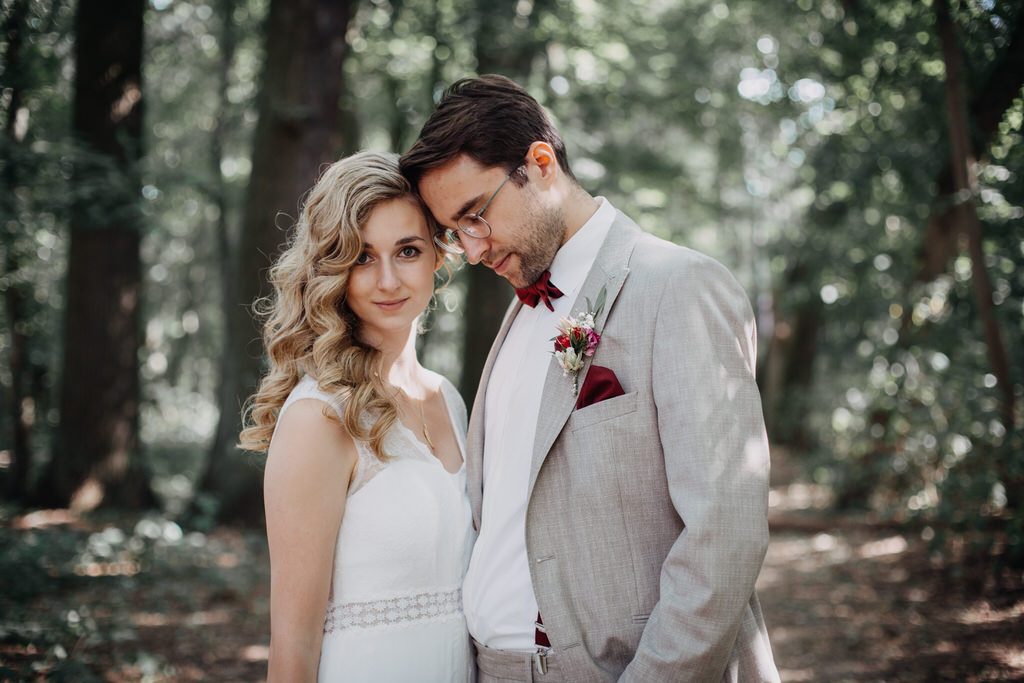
[400,74,576,189]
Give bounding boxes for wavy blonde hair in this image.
[238,151,440,458]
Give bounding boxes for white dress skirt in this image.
[274,375,475,682]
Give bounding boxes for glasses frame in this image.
[434,165,523,255]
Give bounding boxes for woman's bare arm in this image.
[264,399,357,683]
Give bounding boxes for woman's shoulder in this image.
[265,386,358,493]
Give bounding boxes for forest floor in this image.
[1,456,1022,682]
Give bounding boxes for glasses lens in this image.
[434,230,464,254]
[457,214,491,238]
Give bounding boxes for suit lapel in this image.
[526,212,640,500]
[466,295,522,529]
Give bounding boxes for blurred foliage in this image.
[0,0,1021,566]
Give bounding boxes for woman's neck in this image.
[363,322,429,398]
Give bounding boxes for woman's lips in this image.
[374,298,409,311]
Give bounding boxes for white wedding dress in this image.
[275,374,475,682]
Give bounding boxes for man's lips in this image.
[492,254,512,275]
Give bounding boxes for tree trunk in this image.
[935,0,1015,428]
[196,0,353,526]
[457,0,553,404]
[916,10,1024,283]
[36,0,153,511]
[760,261,821,449]
[1,0,33,501]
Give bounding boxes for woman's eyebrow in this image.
[361,235,427,249]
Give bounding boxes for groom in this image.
[401,75,779,682]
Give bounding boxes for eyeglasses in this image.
[434,165,522,255]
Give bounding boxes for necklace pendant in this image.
[423,426,435,450]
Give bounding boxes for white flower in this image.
[557,347,584,375]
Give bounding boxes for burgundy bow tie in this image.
[515,270,564,311]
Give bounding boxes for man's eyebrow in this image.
[451,194,485,224]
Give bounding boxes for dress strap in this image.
[278,375,345,420]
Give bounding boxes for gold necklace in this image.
[419,399,435,451]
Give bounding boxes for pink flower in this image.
[584,329,601,356]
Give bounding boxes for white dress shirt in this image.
[463,197,617,651]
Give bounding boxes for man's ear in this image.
[526,141,558,181]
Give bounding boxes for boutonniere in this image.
[552,285,607,395]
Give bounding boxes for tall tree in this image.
[917,8,1024,282]
[1,0,33,501]
[196,0,354,525]
[36,0,153,510]
[935,0,1015,426]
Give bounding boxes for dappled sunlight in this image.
[241,644,270,662]
[0,518,271,681]
[11,509,81,530]
[955,600,1024,627]
[131,607,233,628]
[768,482,834,512]
[758,459,1023,680]
[759,523,1024,680]
[858,534,908,559]
[74,559,141,577]
[69,478,105,513]
[185,608,232,626]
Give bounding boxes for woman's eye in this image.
[400,246,422,258]
[355,252,371,265]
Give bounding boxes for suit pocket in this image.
[568,391,639,432]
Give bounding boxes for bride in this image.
[239,151,474,682]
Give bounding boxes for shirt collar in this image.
[547,197,616,298]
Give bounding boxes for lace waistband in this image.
[324,587,463,633]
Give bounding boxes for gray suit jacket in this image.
[466,212,780,682]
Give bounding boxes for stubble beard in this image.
[508,203,567,289]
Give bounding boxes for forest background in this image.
[1,0,1022,680]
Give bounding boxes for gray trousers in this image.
[473,640,564,683]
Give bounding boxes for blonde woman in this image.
[239,151,473,682]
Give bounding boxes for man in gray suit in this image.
[401,75,779,683]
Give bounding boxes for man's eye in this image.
[448,229,463,244]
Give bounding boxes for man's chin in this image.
[490,255,525,287]
[502,268,531,289]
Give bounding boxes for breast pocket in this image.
[568,391,639,432]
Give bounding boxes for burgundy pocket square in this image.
[576,365,625,410]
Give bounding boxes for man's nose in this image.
[462,236,489,266]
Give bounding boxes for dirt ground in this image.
[2,472,1022,682]
[761,489,1024,681]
